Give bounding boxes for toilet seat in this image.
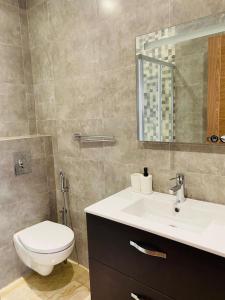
[18,221,74,254]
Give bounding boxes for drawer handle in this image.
[129,241,167,259]
[131,293,151,300]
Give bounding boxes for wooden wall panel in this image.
[207,35,225,141]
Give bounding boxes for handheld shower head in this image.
[60,171,67,193]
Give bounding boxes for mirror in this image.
[136,12,225,144]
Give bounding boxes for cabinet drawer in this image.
[87,214,225,300]
[89,259,173,300]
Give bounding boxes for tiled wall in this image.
[0,135,56,288]
[26,0,225,267]
[0,0,36,136]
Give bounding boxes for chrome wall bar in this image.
[73,133,116,143]
[137,54,175,69]
[136,54,145,141]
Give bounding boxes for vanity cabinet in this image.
[87,214,225,300]
[89,259,172,300]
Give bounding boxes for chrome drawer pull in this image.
[131,293,151,300]
[131,293,141,300]
[130,241,167,259]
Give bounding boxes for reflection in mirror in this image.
[136,13,225,144]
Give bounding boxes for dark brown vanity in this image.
[87,214,225,300]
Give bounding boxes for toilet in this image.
[13,221,75,276]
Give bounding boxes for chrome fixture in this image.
[169,173,185,211]
[59,171,69,226]
[136,54,174,142]
[131,293,144,300]
[18,159,24,168]
[14,151,32,176]
[130,240,167,259]
[73,133,116,143]
[59,171,79,263]
[60,171,68,193]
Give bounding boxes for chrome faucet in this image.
[169,173,185,206]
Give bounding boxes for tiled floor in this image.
[0,260,90,300]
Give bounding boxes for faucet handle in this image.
[170,173,184,181]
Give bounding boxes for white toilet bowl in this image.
[13,221,75,276]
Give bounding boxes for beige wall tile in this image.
[27,0,44,9]
[30,45,53,83]
[171,0,225,24]
[0,136,55,288]
[0,0,18,6]
[0,45,24,84]
[0,2,21,46]
[28,1,49,49]
[24,0,225,273]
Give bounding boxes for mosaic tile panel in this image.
[137,28,175,142]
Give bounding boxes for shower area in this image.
[137,54,175,142]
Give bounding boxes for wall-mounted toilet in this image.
[13,221,74,276]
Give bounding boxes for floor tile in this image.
[0,260,90,300]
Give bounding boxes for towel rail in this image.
[73,133,116,143]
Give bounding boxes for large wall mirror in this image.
[136,12,225,144]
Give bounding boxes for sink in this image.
[85,187,225,258]
[122,195,213,233]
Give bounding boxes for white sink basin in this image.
[122,196,213,233]
[85,187,225,258]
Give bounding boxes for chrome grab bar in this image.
[73,133,116,143]
[130,241,167,259]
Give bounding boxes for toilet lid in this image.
[18,221,74,254]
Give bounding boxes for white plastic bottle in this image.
[140,167,153,194]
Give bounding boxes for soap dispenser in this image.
[141,167,153,194]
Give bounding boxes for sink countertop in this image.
[85,187,225,258]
